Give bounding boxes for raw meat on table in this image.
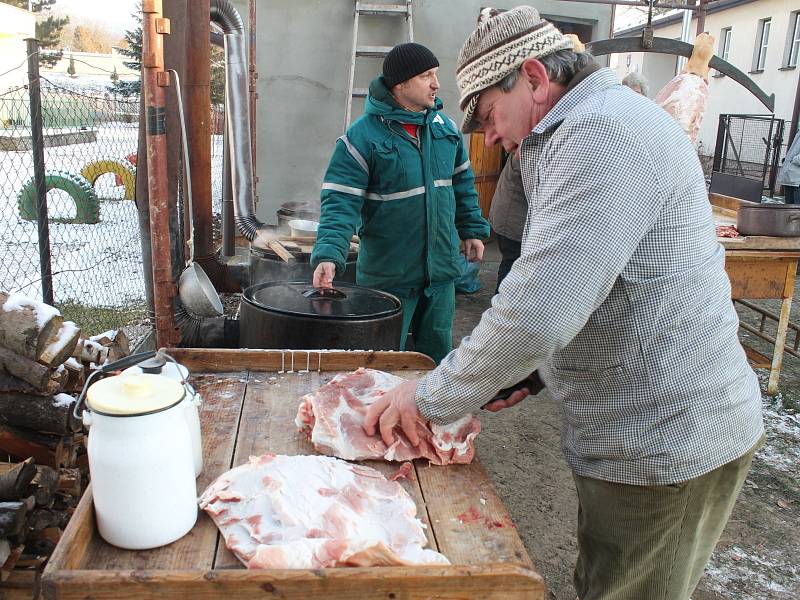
[716,225,740,238]
[295,368,481,464]
[199,453,449,568]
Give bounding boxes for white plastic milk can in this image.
[82,374,198,550]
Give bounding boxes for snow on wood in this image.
[37,321,81,368]
[1,293,60,329]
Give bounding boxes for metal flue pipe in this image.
[211,0,266,241]
[142,0,180,347]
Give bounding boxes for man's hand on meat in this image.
[462,238,485,262]
[363,379,422,447]
[312,261,336,288]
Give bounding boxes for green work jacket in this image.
[311,76,489,296]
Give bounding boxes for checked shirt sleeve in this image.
[311,136,370,275]
[416,115,665,424]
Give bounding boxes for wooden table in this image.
[712,194,800,394]
[43,349,544,600]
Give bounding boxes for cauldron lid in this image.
[243,281,401,320]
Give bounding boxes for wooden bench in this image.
[42,349,545,599]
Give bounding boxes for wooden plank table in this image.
[42,349,544,600]
[712,194,800,394]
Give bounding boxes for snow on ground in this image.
[0,119,223,309]
[703,545,799,599]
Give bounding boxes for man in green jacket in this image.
[312,43,489,364]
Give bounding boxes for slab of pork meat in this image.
[199,453,449,568]
[295,368,480,465]
[655,73,709,145]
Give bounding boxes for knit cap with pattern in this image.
[382,42,440,88]
[456,6,573,133]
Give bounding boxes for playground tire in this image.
[17,171,100,224]
[81,157,136,201]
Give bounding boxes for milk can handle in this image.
[72,351,158,421]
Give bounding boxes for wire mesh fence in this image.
[1,58,147,336]
[712,114,786,196]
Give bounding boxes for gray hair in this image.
[621,72,649,97]
[496,49,596,93]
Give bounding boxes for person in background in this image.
[364,7,763,600]
[311,43,490,364]
[621,71,649,97]
[489,153,527,293]
[777,131,800,205]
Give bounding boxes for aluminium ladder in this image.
[344,1,414,131]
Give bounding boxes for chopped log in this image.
[0,292,62,362]
[57,468,81,498]
[30,466,59,507]
[0,544,23,583]
[25,537,56,557]
[0,459,36,502]
[0,425,76,469]
[104,329,129,362]
[62,358,85,393]
[28,508,68,532]
[0,502,27,538]
[0,393,79,434]
[0,348,50,391]
[49,365,69,393]
[0,373,62,397]
[37,320,80,368]
[70,338,84,360]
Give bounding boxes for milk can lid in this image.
[86,374,185,416]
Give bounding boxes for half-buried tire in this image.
[80,157,136,201]
[17,171,100,224]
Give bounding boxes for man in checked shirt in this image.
[364,7,764,600]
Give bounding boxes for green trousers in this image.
[396,283,455,365]
[573,437,762,600]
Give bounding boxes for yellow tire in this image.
[80,157,136,201]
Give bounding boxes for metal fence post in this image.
[25,37,54,305]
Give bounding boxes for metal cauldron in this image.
[239,281,403,350]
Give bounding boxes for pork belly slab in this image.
[295,368,481,465]
[199,454,448,568]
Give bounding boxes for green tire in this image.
[17,171,100,224]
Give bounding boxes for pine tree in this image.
[1,0,69,67]
[111,3,142,97]
[66,53,76,77]
[110,66,119,84]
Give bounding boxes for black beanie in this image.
[382,43,439,87]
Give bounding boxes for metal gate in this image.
[712,114,785,196]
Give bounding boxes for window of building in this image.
[753,18,771,72]
[786,11,800,68]
[714,27,732,77]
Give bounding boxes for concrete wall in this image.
[612,0,799,156]
[238,0,612,224]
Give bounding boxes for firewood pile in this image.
[0,292,130,597]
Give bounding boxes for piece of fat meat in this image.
[199,453,449,569]
[655,72,709,144]
[294,368,481,465]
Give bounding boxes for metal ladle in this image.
[170,69,223,318]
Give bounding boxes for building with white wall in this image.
[230,0,613,224]
[614,0,799,158]
[0,3,35,93]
